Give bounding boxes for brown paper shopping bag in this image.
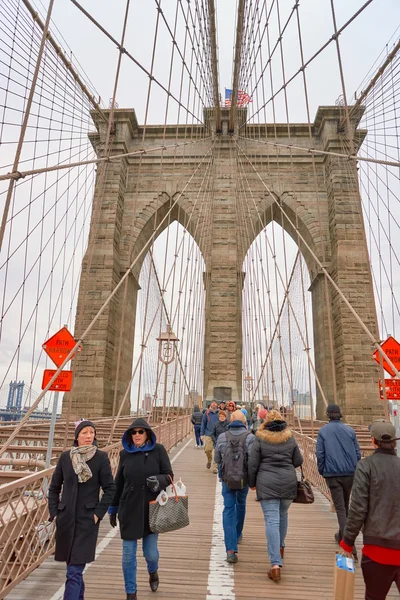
[333,553,355,600]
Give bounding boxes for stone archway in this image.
[70,107,383,423]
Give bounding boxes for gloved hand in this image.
[146,476,160,492]
[109,514,117,528]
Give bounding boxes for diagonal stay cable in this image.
[239,0,375,129]
[69,0,208,128]
[235,139,400,379]
[0,139,215,457]
[0,136,213,182]
[237,135,400,168]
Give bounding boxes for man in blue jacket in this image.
[200,400,219,472]
[316,404,361,550]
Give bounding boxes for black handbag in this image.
[293,466,314,504]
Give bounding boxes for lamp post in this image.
[157,325,179,423]
[244,372,254,409]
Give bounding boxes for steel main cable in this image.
[236,143,324,416]
[0,139,216,457]
[69,0,209,131]
[109,0,213,423]
[239,0,375,130]
[236,147,330,413]
[235,139,400,379]
[108,147,214,439]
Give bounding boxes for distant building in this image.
[143,393,152,413]
[290,389,312,419]
[184,389,199,409]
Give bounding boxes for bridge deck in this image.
[6,437,398,600]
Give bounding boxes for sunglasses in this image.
[132,429,146,435]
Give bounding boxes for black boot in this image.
[149,571,159,592]
[126,594,137,600]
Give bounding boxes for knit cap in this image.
[258,408,268,420]
[74,419,96,444]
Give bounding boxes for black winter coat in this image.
[191,407,203,426]
[211,420,229,445]
[248,421,303,500]
[48,449,115,565]
[109,420,173,540]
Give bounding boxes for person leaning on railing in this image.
[48,419,116,600]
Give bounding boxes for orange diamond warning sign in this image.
[372,336,400,377]
[378,378,400,400]
[42,327,81,368]
[42,369,73,392]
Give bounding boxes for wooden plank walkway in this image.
[7,436,398,599]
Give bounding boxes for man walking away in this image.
[200,400,219,472]
[214,410,255,563]
[191,405,203,448]
[316,404,361,552]
[212,410,229,446]
[340,420,400,600]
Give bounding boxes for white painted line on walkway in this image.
[206,476,235,600]
[49,436,193,600]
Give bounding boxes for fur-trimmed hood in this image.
[256,419,293,444]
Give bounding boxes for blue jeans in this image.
[64,564,85,600]
[221,482,249,552]
[194,425,203,446]
[260,499,292,567]
[122,534,159,594]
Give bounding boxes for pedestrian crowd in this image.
[47,402,399,600]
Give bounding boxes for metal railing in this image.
[0,415,191,598]
[293,431,331,500]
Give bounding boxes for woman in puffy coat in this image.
[248,410,303,583]
[48,419,115,600]
[108,418,173,600]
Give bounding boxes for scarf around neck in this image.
[70,445,97,483]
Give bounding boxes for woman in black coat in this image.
[248,410,303,583]
[108,418,173,600]
[48,420,115,600]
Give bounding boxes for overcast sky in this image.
[45,0,400,124]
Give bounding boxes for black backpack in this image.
[222,430,250,490]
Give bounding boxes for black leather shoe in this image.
[126,594,137,600]
[149,571,159,592]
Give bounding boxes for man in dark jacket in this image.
[191,405,203,448]
[340,420,400,599]
[316,404,361,546]
[214,410,255,563]
[108,419,173,599]
[200,400,219,472]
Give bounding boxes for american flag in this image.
[225,88,252,107]
[225,88,233,107]
[237,90,252,106]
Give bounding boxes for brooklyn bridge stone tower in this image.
[69,105,383,424]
